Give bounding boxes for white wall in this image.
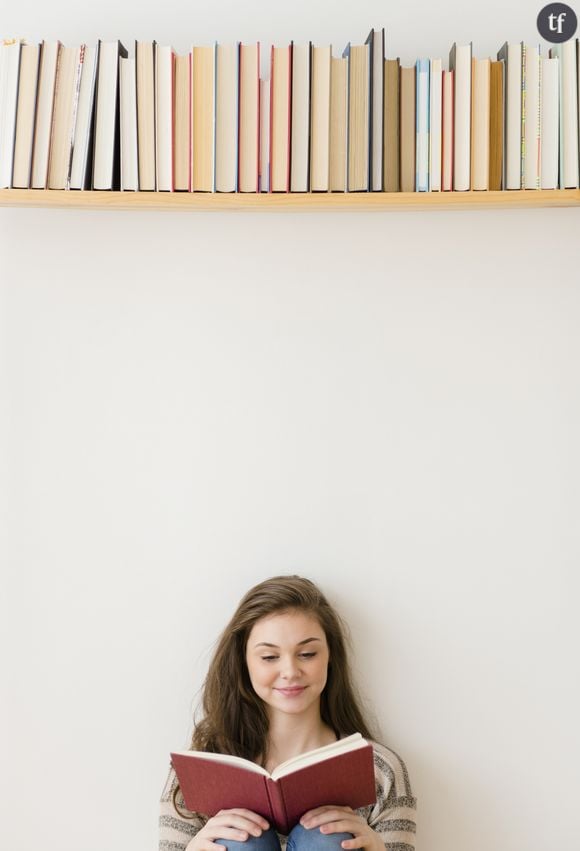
[1,3,579,851]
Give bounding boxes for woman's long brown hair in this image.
[173,575,378,816]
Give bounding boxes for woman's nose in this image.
[280,657,301,678]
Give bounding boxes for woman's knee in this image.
[287,823,354,851]
[216,827,281,851]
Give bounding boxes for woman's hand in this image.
[186,809,270,851]
[299,806,383,851]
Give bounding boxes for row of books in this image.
[1,29,579,193]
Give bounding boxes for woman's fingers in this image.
[215,810,270,831]
[205,810,270,838]
[340,839,366,850]
[318,819,358,834]
[210,827,253,841]
[300,807,355,828]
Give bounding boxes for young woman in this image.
[159,576,417,851]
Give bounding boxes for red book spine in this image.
[286,42,292,192]
[264,779,289,834]
[269,45,274,193]
[256,41,260,193]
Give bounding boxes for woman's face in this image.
[245,609,330,722]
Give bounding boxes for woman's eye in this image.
[260,652,317,662]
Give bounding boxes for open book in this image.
[170,732,376,834]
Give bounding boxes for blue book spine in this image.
[415,58,430,192]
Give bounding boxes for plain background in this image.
[1,2,580,850]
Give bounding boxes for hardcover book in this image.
[170,733,376,836]
[383,57,400,192]
[400,65,416,192]
[215,43,239,192]
[365,27,385,191]
[192,44,216,192]
[429,58,443,192]
[471,56,490,191]
[92,39,128,190]
[155,43,175,192]
[238,43,260,193]
[135,40,156,191]
[290,42,312,192]
[449,41,472,191]
[270,45,292,192]
[310,45,331,191]
[69,44,98,190]
[489,59,504,191]
[497,41,522,189]
[11,40,38,189]
[342,41,370,191]
[329,53,347,191]
[415,58,430,192]
[30,40,61,188]
[47,44,83,190]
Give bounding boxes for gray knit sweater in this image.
[159,740,417,851]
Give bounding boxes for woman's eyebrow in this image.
[253,637,322,648]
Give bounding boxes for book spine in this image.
[265,778,289,835]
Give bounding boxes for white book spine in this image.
[310,46,331,191]
[48,45,83,190]
[370,29,384,191]
[451,43,471,190]
[550,42,578,188]
[502,42,522,189]
[120,56,138,190]
[523,45,541,189]
[290,43,310,192]
[12,43,40,188]
[155,45,173,192]
[416,59,429,192]
[429,59,442,192]
[215,43,239,192]
[540,55,558,189]
[93,41,121,190]
[561,39,579,187]
[238,44,259,193]
[472,58,490,191]
[69,45,97,189]
[0,40,22,188]
[441,70,453,191]
[259,77,270,192]
[31,41,59,189]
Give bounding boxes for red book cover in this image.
[171,736,376,835]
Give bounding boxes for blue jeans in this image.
[217,824,353,851]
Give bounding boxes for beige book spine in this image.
[271,46,291,192]
[329,56,347,191]
[174,54,191,191]
[239,44,259,193]
[192,45,215,192]
[48,46,81,190]
[383,58,400,192]
[136,41,156,191]
[400,66,416,192]
[310,46,331,191]
[347,45,369,191]
[471,57,490,191]
[215,44,238,192]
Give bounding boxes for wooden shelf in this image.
[1,187,580,212]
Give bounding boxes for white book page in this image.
[271,733,365,780]
[173,750,270,777]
